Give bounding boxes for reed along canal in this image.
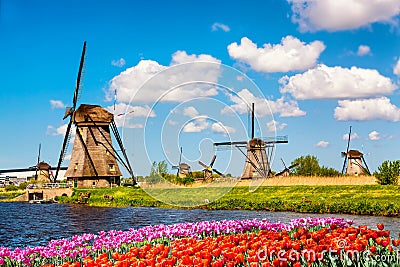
[0,202,399,249]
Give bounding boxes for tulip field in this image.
[1,217,399,267]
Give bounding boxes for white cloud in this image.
[228,36,325,72]
[111,58,126,67]
[315,140,330,148]
[211,122,236,134]
[222,89,306,117]
[280,64,397,100]
[182,118,209,133]
[288,0,400,32]
[64,154,72,161]
[108,51,221,104]
[106,103,156,127]
[335,97,400,121]
[50,100,66,109]
[369,131,381,140]
[183,106,199,118]
[211,22,230,32]
[266,120,288,132]
[168,120,178,126]
[394,59,400,77]
[357,45,371,56]
[343,133,360,140]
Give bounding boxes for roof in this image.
[347,149,363,157]
[73,104,113,126]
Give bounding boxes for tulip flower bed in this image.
[0,218,399,267]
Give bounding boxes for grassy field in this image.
[56,178,400,216]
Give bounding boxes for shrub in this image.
[374,160,400,185]
[4,184,18,191]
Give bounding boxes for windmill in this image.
[198,155,224,181]
[214,103,288,179]
[172,147,192,178]
[54,41,135,187]
[341,126,370,175]
[275,158,298,177]
[0,143,63,182]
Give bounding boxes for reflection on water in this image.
[0,202,399,249]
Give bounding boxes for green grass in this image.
[55,185,400,216]
[0,189,25,200]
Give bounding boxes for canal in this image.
[0,202,399,249]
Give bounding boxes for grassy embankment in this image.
[56,175,400,216]
[0,188,25,200]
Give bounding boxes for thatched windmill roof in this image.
[73,104,113,126]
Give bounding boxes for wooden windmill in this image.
[54,42,135,188]
[341,126,370,175]
[198,155,225,181]
[172,147,192,178]
[214,103,288,179]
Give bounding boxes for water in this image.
[0,202,399,249]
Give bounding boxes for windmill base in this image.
[66,176,120,188]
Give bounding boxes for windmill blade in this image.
[209,155,217,167]
[178,147,182,165]
[198,161,208,169]
[72,41,86,110]
[288,163,299,169]
[341,126,352,174]
[212,168,224,177]
[35,143,41,179]
[281,158,287,169]
[275,170,286,177]
[54,118,73,181]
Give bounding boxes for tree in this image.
[374,160,400,185]
[290,155,341,177]
[291,155,320,176]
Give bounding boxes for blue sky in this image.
[1,0,400,177]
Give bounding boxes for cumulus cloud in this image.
[183,106,199,118]
[357,45,371,56]
[106,103,156,127]
[228,36,325,72]
[50,100,66,109]
[47,124,76,136]
[394,59,400,77]
[315,140,330,148]
[266,120,288,132]
[334,97,400,121]
[221,89,306,117]
[211,22,230,32]
[168,120,178,126]
[280,64,397,100]
[211,122,236,134]
[108,51,221,104]
[288,0,400,32]
[369,131,381,140]
[183,118,209,133]
[343,132,360,140]
[111,58,126,67]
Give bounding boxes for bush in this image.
[374,160,400,185]
[18,182,28,190]
[5,184,18,191]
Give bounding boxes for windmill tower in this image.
[214,103,288,179]
[341,126,370,175]
[172,147,192,178]
[54,42,135,188]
